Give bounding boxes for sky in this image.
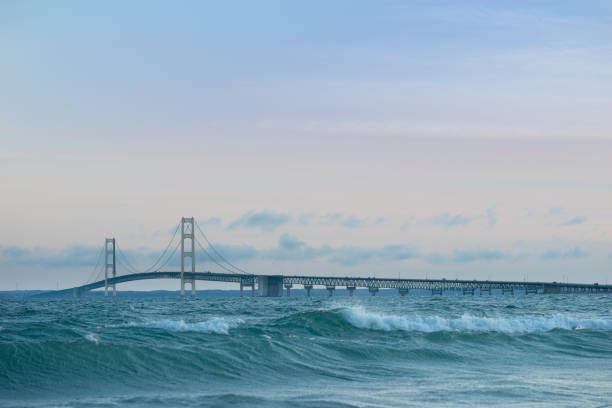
[1,0,611,290]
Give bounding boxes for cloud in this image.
[198,217,222,228]
[199,234,419,266]
[328,244,419,266]
[548,206,565,215]
[400,216,417,230]
[0,241,488,269]
[0,245,102,268]
[340,215,368,228]
[485,205,498,226]
[560,216,587,226]
[227,210,290,231]
[540,247,589,260]
[451,249,507,263]
[327,247,377,265]
[228,210,382,231]
[428,213,477,227]
[278,233,305,250]
[202,243,259,263]
[1,238,593,274]
[298,213,385,228]
[426,206,498,228]
[261,235,333,261]
[0,245,186,273]
[378,245,419,261]
[297,212,343,226]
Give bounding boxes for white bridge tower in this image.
[104,238,116,297]
[181,217,196,297]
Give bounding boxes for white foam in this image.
[84,333,100,343]
[341,307,612,333]
[136,317,243,334]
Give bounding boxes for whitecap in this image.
[133,317,243,334]
[341,307,612,334]
[84,333,100,343]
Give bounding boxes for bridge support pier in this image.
[326,286,335,297]
[368,287,379,296]
[285,284,292,297]
[304,285,313,297]
[180,279,197,297]
[240,281,256,297]
[257,275,283,297]
[347,286,356,296]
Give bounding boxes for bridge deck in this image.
[284,275,612,291]
[47,272,612,297]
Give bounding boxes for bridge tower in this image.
[181,217,196,297]
[104,238,116,297]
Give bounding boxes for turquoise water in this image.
[1,295,611,407]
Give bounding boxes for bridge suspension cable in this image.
[194,235,246,274]
[154,239,181,272]
[84,219,248,280]
[93,267,105,283]
[143,222,181,273]
[115,243,141,275]
[86,246,105,283]
[194,220,249,274]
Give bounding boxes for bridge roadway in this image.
[51,271,612,297]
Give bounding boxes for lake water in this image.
[1,294,611,407]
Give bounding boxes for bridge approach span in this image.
[283,276,612,295]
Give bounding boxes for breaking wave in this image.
[130,317,243,334]
[341,307,612,333]
[2,296,611,407]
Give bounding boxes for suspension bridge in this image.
[52,217,611,297]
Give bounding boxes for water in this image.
[1,295,611,407]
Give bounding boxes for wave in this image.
[83,333,99,343]
[341,307,612,333]
[129,317,243,334]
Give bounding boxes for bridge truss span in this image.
[283,276,612,295]
[283,276,543,292]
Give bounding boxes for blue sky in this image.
[1,1,611,289]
